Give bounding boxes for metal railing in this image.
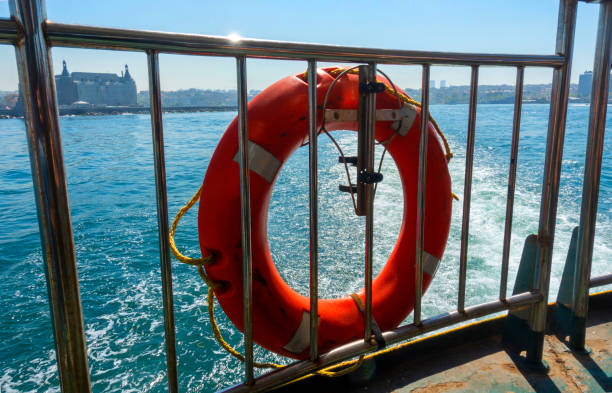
[562,0,612,350]
[576,1,612,293]
[1,0,610,392]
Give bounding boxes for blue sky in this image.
[0,0,602,91]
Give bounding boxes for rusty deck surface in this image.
[276,291,611,393]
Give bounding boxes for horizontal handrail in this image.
[0,18,570,67]
[590,273,612,288]
[221,291,542,393]
[43,21,567,66]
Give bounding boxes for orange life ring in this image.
[198,67,452,359]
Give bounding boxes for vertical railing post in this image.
[414,64,430,325]
[500,66,524,301]
[147,50,179,393]
[362,63,377,340]
[307,60,319,360]
[569,0,612,350]
[528,0,577,365]
[236,56,254,384]
[458,65,478,313]
[356,64,378,341]
[9,0,92,391]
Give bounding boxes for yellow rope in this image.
[206,287,284,369]
[169,184,221,289]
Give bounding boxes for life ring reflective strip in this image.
[197,67,452,360]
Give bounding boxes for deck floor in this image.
[382,318,611,393]
[277,292,611,393]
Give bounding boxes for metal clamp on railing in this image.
[338,184,358,193]
[359,81,386,94]
[357,170,383,184]
[338,156,358,166]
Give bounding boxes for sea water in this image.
[1,104,611,392]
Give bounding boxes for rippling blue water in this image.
[1,104,611,392]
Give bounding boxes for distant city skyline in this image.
[1,69,599,113]
[0,1,603,91]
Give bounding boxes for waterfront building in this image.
[440,80,447,88]
[578,71,593,97]
[54,61,137,106]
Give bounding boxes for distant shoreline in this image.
[0,105,238,119]
[0,101,598,120]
